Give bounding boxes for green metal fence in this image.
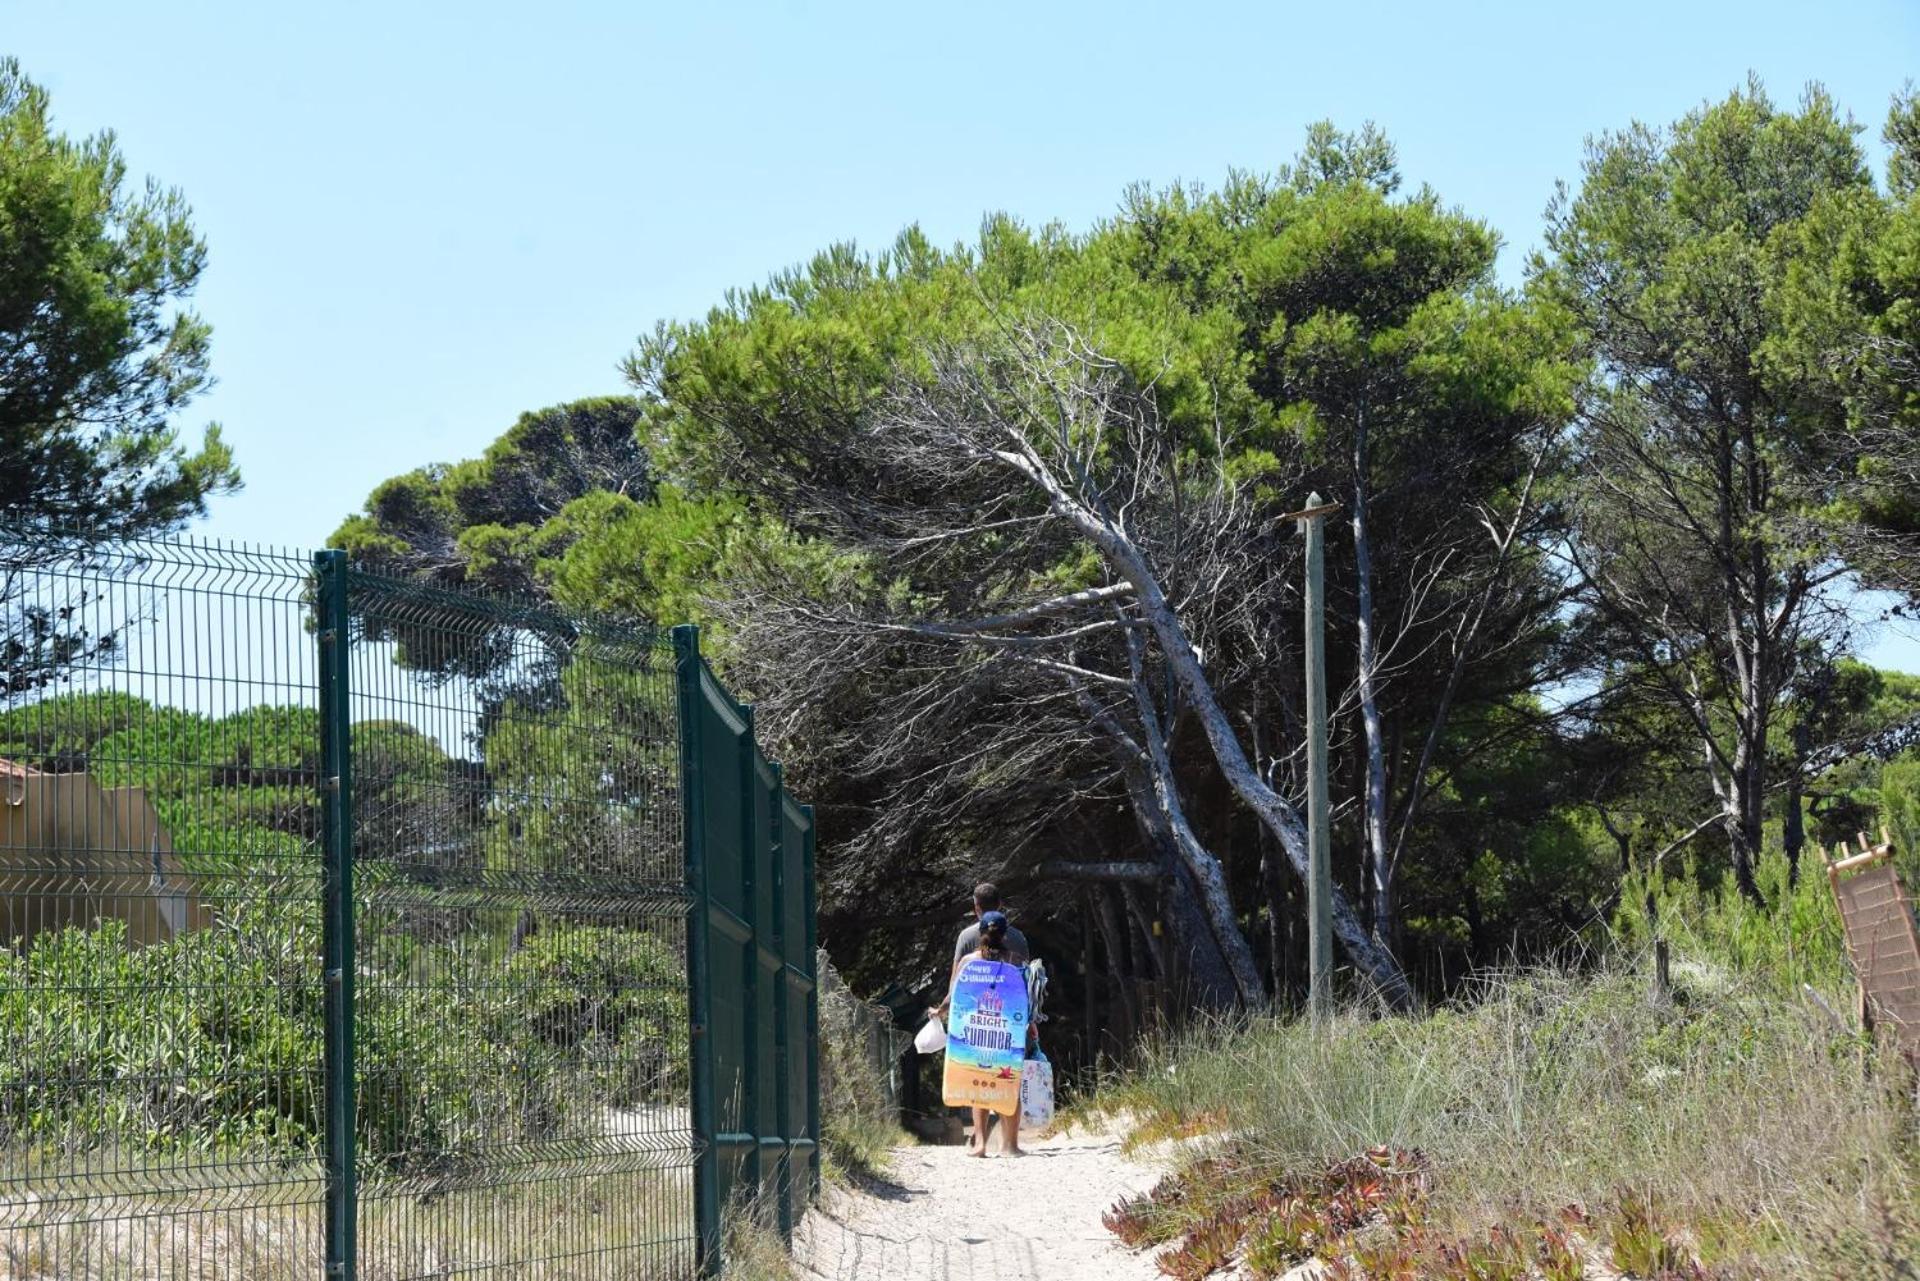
[0,528,817,1279]
[674,627,819,1243]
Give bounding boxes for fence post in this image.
[314,550,357,1281]
[1300,493,1335,1021]
[802,804,821,1196]
[769,764,792,1241]
[673,625,723,1277]
[737,705,762,1215]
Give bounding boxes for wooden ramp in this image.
[1823,830,1920,1060]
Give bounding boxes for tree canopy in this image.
[1,58,239,696]
[331,84,1920,1028]
[0,58,236,535]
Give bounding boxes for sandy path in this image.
[793,1128,1163,1281]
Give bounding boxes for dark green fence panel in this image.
[687,656,755,1243]
[672,626,818,1266]
[779,794,817,1220]
[0,534,817,1281]
[751,754,782,1228]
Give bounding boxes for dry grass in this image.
[719,1207,796,1281]
[0,1167,695,1280]
[1096,960,1920,1276]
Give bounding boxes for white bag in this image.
[914,1014,946,1055]
[1020,1050,1054,1128]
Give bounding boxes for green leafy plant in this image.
[1241,1196,1325,1277]
[1605,1191,1705,1279]
[1536,1223,1586,1281]
[1156,1215,1242,1281]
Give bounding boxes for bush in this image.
[0,693,692,1174]
[1614,848,1850,994]
[498,923,689,1116]
[816,961,908,1181]
[0,905,324,1153]
[0,907,689,1173]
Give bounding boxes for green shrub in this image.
[0,905,324,1153]
[0,694,691,1174]
[498,923,689,1114]
[0,909,689,1173]
[1614,848,1849,994]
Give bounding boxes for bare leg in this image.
[1002,1107,1024,1156]
[967,1108,990,1157]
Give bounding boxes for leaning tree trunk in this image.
[1127,647,1270,1006]
[1352,422,1395,947]
[994,427,1416,1007]
[1119,761,1241,1009]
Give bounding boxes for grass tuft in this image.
[1098,956,1917,1276]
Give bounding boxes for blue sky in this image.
[10,0,1920,666]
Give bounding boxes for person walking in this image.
[952,882,1029,969]
[935,884,1036,1157]
[944,910,1035,1156]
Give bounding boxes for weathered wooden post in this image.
[1299,493,1338,1021]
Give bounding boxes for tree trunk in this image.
[1128,657,1269,1006]
[1784,719,1808,887]
[1120,765,1236,1009]
[1095,887,1139,1051]
[1168,862,1235,1012]
[1725,733,1767,905]
[1081,892,1098,1066]
[1121,881,1168,983]
[1122,880,1172,1029]
[1594,803,1633,875]
[1351,423,1395,949]
[993,436,1414,1007]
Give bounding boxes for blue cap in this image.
[979,910,1009,930]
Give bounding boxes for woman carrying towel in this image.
[942,910,1036,1157]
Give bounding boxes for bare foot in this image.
[965,1145,988,1159]
[1001,1145,1026,1158]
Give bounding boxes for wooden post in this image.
[1300,493,1336,1021]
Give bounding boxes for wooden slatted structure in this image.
[1823,828,1920,1061]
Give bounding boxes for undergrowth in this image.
[1097,942,1918,1277]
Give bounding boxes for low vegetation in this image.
[0,693,687,1172]
[1096,854,1919,1277]
[816,966,911,1184]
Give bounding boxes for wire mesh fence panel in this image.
[341,569,695,1281]
[1,533,816,1281]
[1,530,329,1281]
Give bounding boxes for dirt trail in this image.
[793,1127,1164,1281]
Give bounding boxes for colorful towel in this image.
[941,957,1030,1116]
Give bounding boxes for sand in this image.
[793,1126,1164,1281]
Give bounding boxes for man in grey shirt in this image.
[953,881,1028,969]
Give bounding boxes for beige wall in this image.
[0,772,204,948]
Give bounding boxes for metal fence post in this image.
[768,764,792,1240]
[801,805,821,1196]
[737,705,762,1214]
[315,550,357,1281]
[673,625,723,1276]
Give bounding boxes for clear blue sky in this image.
[10,0,1920,666]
